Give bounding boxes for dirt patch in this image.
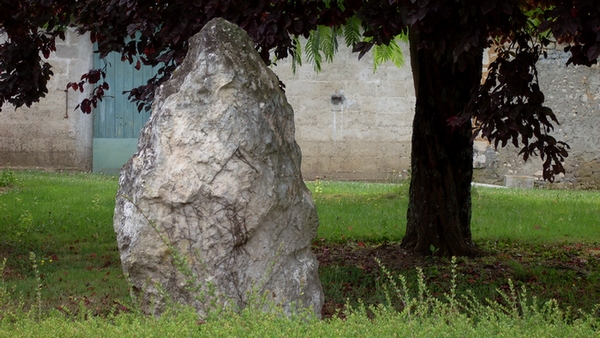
[314,241,600,319]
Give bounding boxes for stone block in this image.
[505,175,535,189]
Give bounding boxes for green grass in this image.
[0,171,127,314]
[471,187,600,243]
[307,180,600,244]
[306,180,408,243]
[1,170,599,335]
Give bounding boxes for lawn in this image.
[0,171,127,314]
[0,170,599,335]
[304,179,600,316]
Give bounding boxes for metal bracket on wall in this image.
[64,89,69,119]
[330,94,345,105]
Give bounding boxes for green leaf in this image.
[305,29,323,72]
[343,17,362,46]
[373,38,405,72]
[291,37,302,74]
[319,25,339,63]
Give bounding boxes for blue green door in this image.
[92,52,157,173]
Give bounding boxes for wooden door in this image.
[92,52,156,173]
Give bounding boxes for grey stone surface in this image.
[504,175,535,189]
[475,48,600,188]
[113,18,323,317]
[272,41,415,181]
[0,29,94,171]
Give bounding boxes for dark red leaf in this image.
[480,0,496,15]
[587,43,600,61]
[565,19,578,36]
[80,99,91,114]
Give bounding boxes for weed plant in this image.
[0,254,597,336]
[0,167,15,188]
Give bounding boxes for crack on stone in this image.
[215,201,250,255]
[234,147,259,173]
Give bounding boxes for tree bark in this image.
[400,30,482,257]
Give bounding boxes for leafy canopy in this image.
[1,0,600,180]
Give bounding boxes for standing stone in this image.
[113,18,323,317]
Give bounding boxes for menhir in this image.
[113,18,323,318]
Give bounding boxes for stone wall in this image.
[473,47,600,189]
[0,30,94,171]
[272,44,415,181]
[2,33,600,188]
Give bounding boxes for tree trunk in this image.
[400,30,482,257]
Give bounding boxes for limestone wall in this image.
[2,33,600,188]
[473,47,600,189]
[272,44,415,181]
[0,30,94,171]
[276,42,600,187]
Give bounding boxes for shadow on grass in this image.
[316,240,600,319]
